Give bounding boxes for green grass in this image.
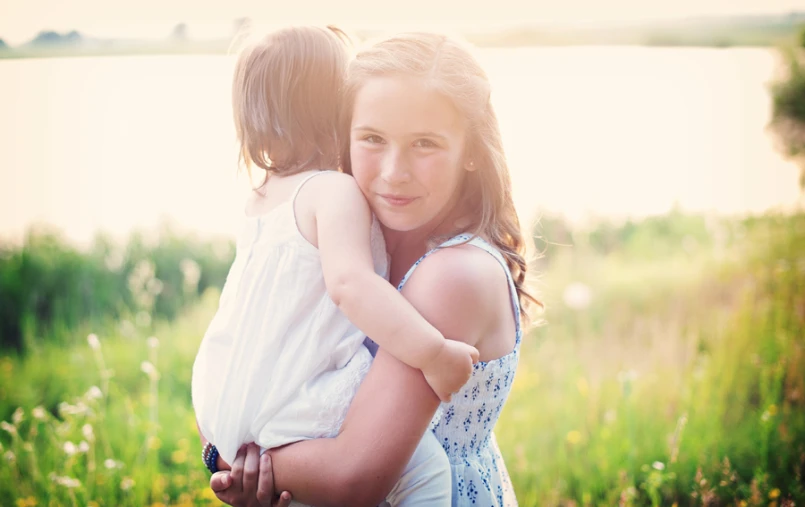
[500,213,805,505]
[1,212,804,506]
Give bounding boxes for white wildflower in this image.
[82,424,94,441]
[562,282,593,310]
[85,386,103,401]
[12,407,24,425]
[78,441,90,453]
[60,401,89,417]
[32,406,47,420]
[146,278,164,296]
[63,441,77,456]
[5,451,15,462]
[120,477,135,491]
[146,336,159,349]
[54,475,81,488]
[0,421,17,436]
[128,260,155,290]
[140,361,159,380]
[180,258,201,293]
[87,333,101,350]
[104,459,118,469]
[652,461,665,471]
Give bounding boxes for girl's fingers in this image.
[256,453,275,506]
[209,471,232,493]
[276,491,293,507]
[242,443,261,499]
[229,444,248,490]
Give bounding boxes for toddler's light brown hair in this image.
[232,25,349,182]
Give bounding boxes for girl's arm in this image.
[211,246,499,507]
[310,172,477,401]
[272,348,440,506]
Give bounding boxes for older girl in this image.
[210,31,536,507]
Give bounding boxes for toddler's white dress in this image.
[192,173,450,506]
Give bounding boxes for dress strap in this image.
[291,170,329,204]
[285,170,331,238]
[396,233,522,344]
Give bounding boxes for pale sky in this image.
[1,0,805,45]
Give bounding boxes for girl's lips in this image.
[378,194,417,207]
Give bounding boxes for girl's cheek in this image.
[415,152,456,181]
[350,147,377,186]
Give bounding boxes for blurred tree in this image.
[29,30,84,47]
[64,30,82,44]
[769,25,805,189]
[0,39,7,50]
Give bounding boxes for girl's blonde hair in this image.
[232,25,350,183]
[340,32,541,315]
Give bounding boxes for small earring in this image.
[467,161,476,171]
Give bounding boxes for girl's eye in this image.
[363,135,384,144]
[413,138,438,148]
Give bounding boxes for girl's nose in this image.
[380,148,412,185]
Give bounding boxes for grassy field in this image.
[1,212,804,506]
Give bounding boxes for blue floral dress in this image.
[397,234,520,507]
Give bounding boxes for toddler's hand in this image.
[423,340,480,403]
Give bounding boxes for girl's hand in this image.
[422,340,480,402]
[210,443,293,507]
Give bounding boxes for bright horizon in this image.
[1,0,805,45]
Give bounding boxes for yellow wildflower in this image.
[15,497,37,507]
[576,377,589,398]
[173,475,187,488]
[200,488,218,501]
[148,436,162,450]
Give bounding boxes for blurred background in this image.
[1,0,805,505]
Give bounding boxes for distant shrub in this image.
[0,225,233,352]
[769,25,805,188]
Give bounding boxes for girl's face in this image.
[349,75,473,238]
